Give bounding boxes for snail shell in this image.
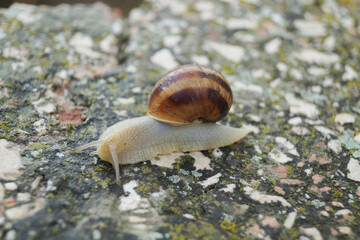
[147,64,233,124]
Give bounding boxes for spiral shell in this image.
[147,64,233,125]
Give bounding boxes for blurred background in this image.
[0,0,143,15]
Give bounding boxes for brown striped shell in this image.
[147,64,233,125]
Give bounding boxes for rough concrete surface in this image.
[0,0,360,239]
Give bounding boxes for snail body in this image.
[72,65,251,183]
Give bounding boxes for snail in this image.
[72,64,252,183]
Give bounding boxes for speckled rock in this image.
[1,0,360,239]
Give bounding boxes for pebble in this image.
[342,65,358,81]
[264,38,281,54]
[288,117,302,125]
[269,148,293,163]
[99,34,118,54]
[183,214,195,220]
[205,41,245,63]
[285,94,319,118]
[212,148,223,158]
[0,139,24,181]
[33,119,47,136]
[294,20,326,37]
[337,226,352,234]
[4,182,17,191]
[150,48,179,70]
[327,140,342,154]
[347,158,360,182]
[92,229,102,240]
[163,35,181,48]
[334,113,355,125]
[293,48,339,65]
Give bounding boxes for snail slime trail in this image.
[72,64,252,183]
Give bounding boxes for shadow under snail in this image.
[72,64,252,183]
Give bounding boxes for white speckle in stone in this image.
[264,38,281,54]
[354,134,360,143]
[327,140,342,154]
[347,158,360,182]
[33,119,46,136]
[0,139,24,181]
[293,49,339,65]
[46,180,57,192]
[269,148,293,163]
[284,210,297,228]
[92,229,102,240]
[308,67,327,76]
[243,186,291,207]
[212,148,223,158]
[291,126,310,136]
[276,62,288,74]
[285,93,319,118]
[191,152,213,170]
[194,1,215,20]
[16,192,32,202]
[100,34,118,54]
[335,113,355,125]
[116,97,136,105]
[56,152,64,158]
[289,68,303,80]
[163,35,182,48]
[248,114,261,123]
[252,69,270,79]
[205,41,245,63]
[233,82,263,94]
[324,35,336,51]
[276,137,299,156]
[301,227,323,240]
[314,126,337,136]
[69,32,101,59]
[183,214,195,219]
[111,19,123,35]
[342,65,358,81]
[0,183,4,201]
[191,55,210,66]
[320,211,329,217]
[32,98,56,114]
[294,20,326,37]
[200,173,221,188]
[288,117,302,126]
[150,152,183,169]
[4,229,16,240]
[119,180,150,211]
[150,48,179,70]
[241,124,260,134]
[70,32,93,48]
[312,86,322,93]
[226,18,258,30]
[4,182,17,191]
[4,198,45,221]
[220,183,236,193]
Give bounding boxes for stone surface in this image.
[1,0,360,239]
